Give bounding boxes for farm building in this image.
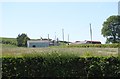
[72,40,101,44]
[27,40,59,48]
[86,41,101,44]
[27,40,49,48]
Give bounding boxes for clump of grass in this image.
[83,51,94,57]
[21,50,79,59]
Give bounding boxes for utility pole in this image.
[68,34,69,45]
[90,23,92,44]
[118,1,120,15]
[62,29,64,42]
[55,32,56,41]
[48,34,49,41]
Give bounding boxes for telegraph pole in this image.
[90,23,92,44]
[55,32,56,41]
[68,34,69,45]
[62,29,64,42]
[118,1,120,15]
[48,34,49,41]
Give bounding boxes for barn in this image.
[27,40,50,48]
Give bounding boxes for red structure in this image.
[86,41,101,44]
[73,40,101,44]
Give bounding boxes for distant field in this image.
[1,43,118,57]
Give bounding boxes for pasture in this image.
[1,44,119,57]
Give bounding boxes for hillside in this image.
[0,37,17,46]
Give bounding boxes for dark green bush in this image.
[2,56,120,78]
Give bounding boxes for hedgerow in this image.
[2,56,120,78]
[66,43,119,48]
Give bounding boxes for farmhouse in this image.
[27,40,58,48]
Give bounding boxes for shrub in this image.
[2,56,120,78]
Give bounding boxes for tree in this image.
[101,15,120,43]
[17,33,30,47]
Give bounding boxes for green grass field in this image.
[1,43,118,58]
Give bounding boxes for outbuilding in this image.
[27,40,50,48]
[73,40,101,44]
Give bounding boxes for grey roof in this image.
[27,40,50,43]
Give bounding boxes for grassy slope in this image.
[0,37,16,41]
[0,37,17,44]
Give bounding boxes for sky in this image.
[0,0,119,44]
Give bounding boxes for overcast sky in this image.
[0,0,119,43]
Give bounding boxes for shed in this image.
[27,40,50,48]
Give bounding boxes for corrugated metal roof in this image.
[27,40,50,43]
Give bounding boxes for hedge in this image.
[2,56,120,78]
[66,43,120,48]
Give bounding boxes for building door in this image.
[32,45,36,48]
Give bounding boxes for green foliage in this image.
[2,56,120,78]
[17,33,30,47]
[101,15,120,43]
